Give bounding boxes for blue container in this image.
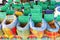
[55,4,60,7]
[30,19,47,32]
[2,15,17,29]
[17,22,30,38]
[46,21,59,32]
[56,2,60,7]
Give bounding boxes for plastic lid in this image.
[18,16,30,24]
[31,9,41,13]
[56,15,60,21]
[0,12,6,21]
[24,9,31,15]
[6,9,14,15]
[32,13,42,23]
[44,14,54,22]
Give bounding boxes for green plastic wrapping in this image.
[44,14,54,22]
[31,8,42,13]
[24,8,31,15]
[23,2,30,9]
[32,13,42,23]
[18,16,30,24]
[33,5,42,9]
[6,9,14,15]
[13,3,22,10]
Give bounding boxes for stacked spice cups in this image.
[30,5,47,39]
[17,16,30,40]
[54,6,60,40]
[44,14,59,40]
[2,15,17,38]
[29,5,47,40]
[30,13,47,40]
[55,15,60,40]
[0,0,60,39]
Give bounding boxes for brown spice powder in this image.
[19,23,27,28]
[35,22,42,27]
[48,21,56,28]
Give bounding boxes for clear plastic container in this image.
[2,15,17,38]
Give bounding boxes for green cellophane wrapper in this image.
[44,14,54,22]
[33,5,42,9]
[18,16,30,24]
[32,13,42,23]
[13,3,22,10]
[6,9,15,15]
[24,8,31,16]
[31,8,42,13]
[23,2,30,9]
